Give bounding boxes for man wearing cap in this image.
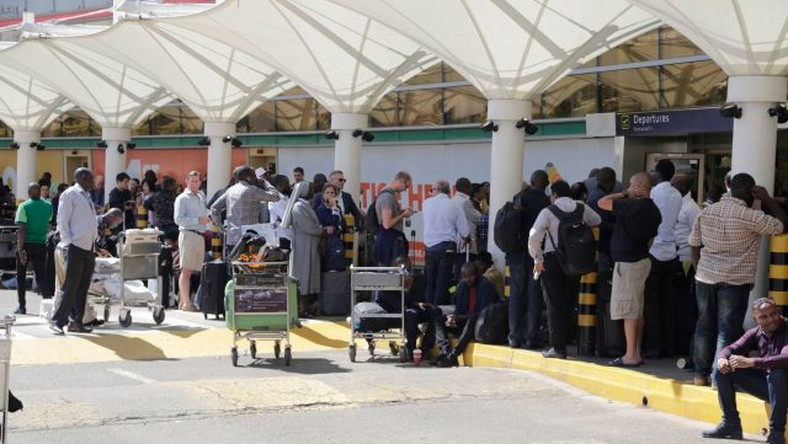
[643,159,684,359]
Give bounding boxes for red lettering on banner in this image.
[407,184,424,212]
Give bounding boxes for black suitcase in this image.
[321,271,350,316]
[595,275,625,358]
[200,260,228,320]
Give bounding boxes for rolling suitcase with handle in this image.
[200,260,228,320]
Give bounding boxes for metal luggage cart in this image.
[348,265,407,363]
[114,229,166,327]
[0,226,17,272]
[0,314,15,444]
[227,261,297,367]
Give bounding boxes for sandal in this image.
[609,357,642,368]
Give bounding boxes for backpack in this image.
[363,189,394,232]
[547,203,597,277]
[474,301,509,344]
[493,198,525,254]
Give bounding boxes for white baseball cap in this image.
[255,167,266,179]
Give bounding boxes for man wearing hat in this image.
[643,159,683,360]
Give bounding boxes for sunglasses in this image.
[337,178,346,183]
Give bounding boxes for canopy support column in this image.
[331,113,368,205]
[205,122,235,199]
[728,76,788,313]
[487,99,531,268]
[14,130,40,202]
[102,127,131,204]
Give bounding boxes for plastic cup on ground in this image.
[413,349,423,366]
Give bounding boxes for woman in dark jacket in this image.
[315,183,346,272]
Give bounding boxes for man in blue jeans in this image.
[423,180,468,305]
[689,174,788,386]
[703,297,787,444]
[506,170,549,349]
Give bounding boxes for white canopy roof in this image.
[0,63,71,132]
[330,0,660,101]
[151,0,438,114]
[627,0,788,76]
[72,18,291,124]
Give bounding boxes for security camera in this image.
[719,103,742,119]
[230,138,243,148]
[96,140,108,148]
[361,132,375,142]
[515,118,539,135]
[126,142,136,150]
[480,120,498,132]
[197,137,210,146]
[352,129,364,138]
[117,144,125,154]
[324,130,339,140]
[222,135,233,143]
[768,104,788,124]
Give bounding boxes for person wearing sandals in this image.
[174,171,211,312]
[290,182,322,318]
[597,172,661,367]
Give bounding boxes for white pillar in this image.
[14,129,40,202]
[487,99,532,268]
[331,113,368,203]
[204,122,235,199]
[727,76,788,313]
[102,127,130,204]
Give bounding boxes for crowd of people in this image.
[10,159,788,443]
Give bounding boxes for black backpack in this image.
[363,189,394,233]
[547,203,597,277]
[474,301,509,344]
[493,198,525,254]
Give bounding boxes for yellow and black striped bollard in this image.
[769,234,788,315]
[136,204,148,229]
[504,265,511,298]
[577,226,600,356]
[343,214,355,266]
[211,225,223,260]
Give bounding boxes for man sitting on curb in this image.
[433,261,499,367]
[702,297,788,444]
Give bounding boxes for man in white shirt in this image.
[529,180,601,359]
[423,180,469,305]
[268,174,293,249]
[452,177,481,279]
[51,168,99,335]
[671,174,702,358]
[644,159,684,359]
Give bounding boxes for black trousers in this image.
[434,312,479,357]
[404,306,441,356]
[52,245,95,327]
[424,241,456,306]
[540,253,580,352]
[644,256,682,358]
[16,243,50,308]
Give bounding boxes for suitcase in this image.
[320,271,350,316]
[200,260,228,320]
[595,273,625,358]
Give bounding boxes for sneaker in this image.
[701,422,743,440]
[767,430,786,444]
[437,354,459,368]
[68,322,93,334]
[541,347,567,359]
[694,375,710,387]
[49,323,64,336]
[13,306,25,315]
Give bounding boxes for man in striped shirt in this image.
[689,173,788,386]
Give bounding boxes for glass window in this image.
[599,67,660,112]
[132,118,151,136]
[442,63,466,83]
[660,26,705,59]
[42,118,62,137]
[245,101,275,133]
[60,110,93,137]
[402,62,442,85]
[316,103,331,130]
[541,75,598,118]
[370,91,398,127]
[179,105,203,134]
[0,121,11,138]
[276,98,317,131]
[598,29,659,66]
[444,86,486,124]
[148,106,181,135]
[660,61,727,108]
[399,89,443,126]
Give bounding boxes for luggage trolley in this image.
[0,314,15,444]
[348,265,407,363]
[226,261,298,367]
[115,229,166,327]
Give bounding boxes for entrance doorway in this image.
[645,153,705,203]
[64,151,91,182]
[248,147,276,176]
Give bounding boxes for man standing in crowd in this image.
[268,174,293,249]
[108,172,136,230]
[313,170,363,228]
[374,171,413,266]
[423,180,468,305]
[644,159,683,359]
[672,174,701,357]
[507,170,550,349]
[51,168,98,335]
[529,180,601,359]
[433,261,499,367]
[702,297,787,444]
[452,177,482,276]
[14,182,53,314]
[293,167,305,184]
[690,173,788,386]
[144,176,178,237]
[174,171,211,312]
[90,174,104,207]
[597,173,662,367]
[210,166,279,237]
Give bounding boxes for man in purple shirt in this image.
[703,297,787,444]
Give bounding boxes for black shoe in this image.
[86,319,105,327]
[13,306,25,315]
[701,422,743,440]
[49,323,64,336]
[767,430,786,444]
[524,340,543,350]
[68,322,93,334]
[431,353,450,367]
[508,340,521,349]
[438,354,459,368]
[541,347,567,359]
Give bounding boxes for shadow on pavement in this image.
[82,335,177,361]
[290,326,347,349]
[243,357,351,374]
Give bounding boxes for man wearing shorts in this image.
[174,171,211,311]
[597,172,661,367]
